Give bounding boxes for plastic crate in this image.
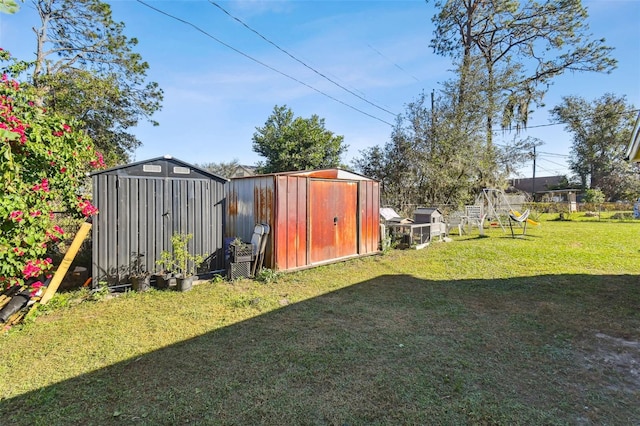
[230,243,253,263]
[228,261,252,280]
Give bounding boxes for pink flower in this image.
[78,199,98,216]
[89,151,106,168]
[62,124,71,132]
[29,281,45,297]
[60,167,67,173]
[9,210,23,222]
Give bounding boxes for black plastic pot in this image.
[175,276,195,292]
[0,291,31,323]
[154,274,175,290]
[131,274,151,292]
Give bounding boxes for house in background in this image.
[509,175,564,197]
[230,165,256,178]
[626,111,640,163]
[509,175,580,211]
[625,112,640,218]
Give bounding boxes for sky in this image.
[1,0,639,178]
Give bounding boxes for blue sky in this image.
[1,0,639,177]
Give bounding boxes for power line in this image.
[537,156,568,169]
[538,151,569,158]
[208,1,398,117]
[367,43,420,83]
[134,0,395,127]
[493,109,640,136]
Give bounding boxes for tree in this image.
[583,188,605,204]
[252,105,347,173]
[0,0,20,14]
[429,0,617,186]
[550,93,640,201]
[1,50,102,292]
[17,0,163,165]
[354,91,484,211]
[197,159,240,179]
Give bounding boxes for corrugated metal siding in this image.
[227,172,381,272]
[92,175,225,284]
[359,180,380,254]
[227,176,276,267]
[274,176,307,271]
[309,179,358,263]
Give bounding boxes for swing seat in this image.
[508,209,530,238]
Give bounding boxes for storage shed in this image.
[413,207,443,224]
[227,169,380,272]
[413,207,445,241]
[91,156,228,285]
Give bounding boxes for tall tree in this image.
[430,0,616,186]
[551,93,640,201]
[22,0,163,164]
[354,91,485,212]
[354,88,539,212]
[252,105,347,174]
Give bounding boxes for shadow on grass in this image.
[1,273,639,425]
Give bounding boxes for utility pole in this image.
[532,144,537,200]
[430,90,436,156]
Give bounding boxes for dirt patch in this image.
[579,332,640,394]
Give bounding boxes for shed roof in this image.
[90,155,229,182]
[625,111,640,162]
[232,168,376,181]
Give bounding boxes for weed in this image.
[210,274,226,284]
[255,268,280,284]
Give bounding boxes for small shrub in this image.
[255,268,280,284]
[610,212,633,220]
[210,274,225,284]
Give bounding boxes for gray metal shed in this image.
[91,156,228,285]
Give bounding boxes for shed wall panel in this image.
[227,176,276,267]
[309,180,358,264]
[359,180,380,254]
[274,176,307,271]
[93,173,226,285]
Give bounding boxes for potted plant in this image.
[129,253,151,292]
[157,233,204,292]
[229,237,253,263]
[152,269,174,290]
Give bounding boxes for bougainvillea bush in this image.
[0,49,104,293]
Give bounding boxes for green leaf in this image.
[0,0,20,14]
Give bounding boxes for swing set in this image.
[472,189,539,236]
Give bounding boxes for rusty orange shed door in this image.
[309,179,358,264]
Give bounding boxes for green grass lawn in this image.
[1,218,639,425]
